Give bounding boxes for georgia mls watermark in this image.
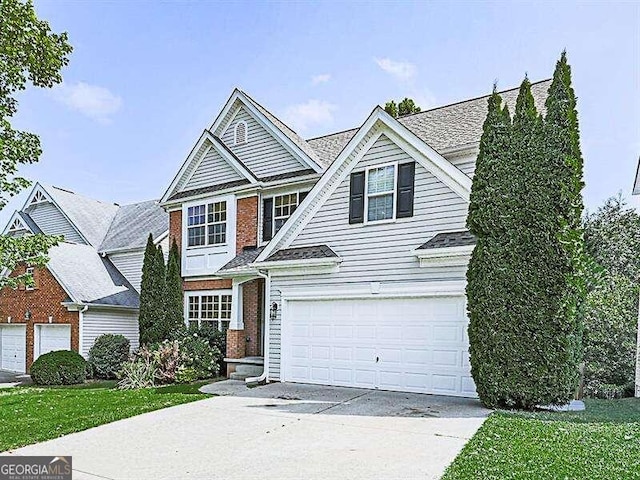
[0,456,72,480]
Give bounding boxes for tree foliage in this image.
[0,0,72,286]
[467,54,585,409]
[163,240,185,340]
[138,234,167,345]
[384,97,421,118]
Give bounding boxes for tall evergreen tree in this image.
[164,240,185,339]
[138,234,166,345]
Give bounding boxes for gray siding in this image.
[267,133,470,380]
[184,147,243,190]
[221,107,306,177]
[81,309,139,357]
[446,152,477,177]
[26,202,85,244]
[109,251,144,292]
[174,139,212,194]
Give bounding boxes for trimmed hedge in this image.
[31,350,87,385]
[89,334,130,379]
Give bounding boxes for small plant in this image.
[152,340,181,384]
[117,350,156,390]
[30,350,88,386]
[89,334,130,379]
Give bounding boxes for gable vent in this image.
[30,191,47,204]
[234,121,248,145]
[9,217,25,231]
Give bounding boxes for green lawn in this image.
[443,398,640,480]
[0,380,216,452]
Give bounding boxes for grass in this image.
[443,398,640,480]
[0,379,218,452]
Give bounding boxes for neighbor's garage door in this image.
[0,325,26,373]
[283,296,477,397]
[36,324,71,361]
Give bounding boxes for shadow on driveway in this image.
[201,379,491,418]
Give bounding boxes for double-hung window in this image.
[187,292,232,332]
[187,201,227,247]
[366,164,396,222]
[274,193,299,233]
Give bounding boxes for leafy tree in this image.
[163,240,184,340]
[384,100,398,118]
[583,196,640,397]
[467,56,586,409]
[139,234,166,345]
[384,98,421,118]
[0,0,72,287]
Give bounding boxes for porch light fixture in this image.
[24,310,31,320]
[270,302,278,320]
[48,316,54,323]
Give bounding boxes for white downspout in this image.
[246,269,270,385]
[79,304,89,358]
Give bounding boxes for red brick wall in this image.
[242,279,263,357]
[0,265,79,371]
[236,196,258,254]
[183,279,232,291]
[226,329,246,360]
[169,210,182,251]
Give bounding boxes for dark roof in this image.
[265,244,338,262]
[99,200,168,252]
[219,246,265,271]
[306,79,552,162]
[168,179,252,201]
[418,231,476,250]
[259,169,317,183]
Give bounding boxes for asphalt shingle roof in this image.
[306,79,552,163]
[48,242,139,307]
[219,246,265,271]
[417,231,476,250]
[265,245,338,262]
[168,179,252,201]
[99,200,168,252]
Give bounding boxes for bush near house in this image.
[186,323,226,367]
[31,350,88,386]
[88,334,130,379]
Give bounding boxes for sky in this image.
[3,0,639,227]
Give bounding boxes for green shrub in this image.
[31,350,87,385]
[88,334,130,379]
[186,323,226,367]
[179,334,221,380]
[117,351,156,390]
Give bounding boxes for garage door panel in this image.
[0,326,26,373]
[283,296,477,398]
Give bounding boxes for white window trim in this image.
[363,161,398,225]
[25,267,35,291]
[184,290,233,331]
[234,121,248,145]
[186,200,228,249]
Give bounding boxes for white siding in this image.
[81,309,139,358]
[109,251,144,292]
[446,152,477,178]
[26,202,85,243]
[221,107,306,177]
[184,147,243,190]
[267,133,470,379]
[159,235,170,262]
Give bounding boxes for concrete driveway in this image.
[7,381,490,480]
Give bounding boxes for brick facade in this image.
[169,210,182,250]
[0,265,79,371]
[236,196,258,253]
[183,279,232,291]
[242,278,263,357]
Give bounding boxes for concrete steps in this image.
[229,363,264,380]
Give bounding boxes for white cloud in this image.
[311,73,331,85]
[53,82,122,123]
[374,57,417,82]
[283,99,337,133]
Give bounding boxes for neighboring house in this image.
[0,183,167,373]
[161,80,551,398]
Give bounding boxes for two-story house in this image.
[161,82,551,397]
[0,183,167,373]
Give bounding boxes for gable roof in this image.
[417,230,476,250]
[48,242,139,308]
[306,79,552,163]
[28,183,120,247]
[99,200,168,253]
[256,107,474,262]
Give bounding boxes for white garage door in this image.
[36,324,71,361]
[283,296,477,397]
[0,325,26,373]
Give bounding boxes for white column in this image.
[230,278,244,330]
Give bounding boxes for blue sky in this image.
[4,1,639,227]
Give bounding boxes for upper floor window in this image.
[234,121,248,145]
[187,292,232,332]
[187,201,227,247]
[263,191,309,241]
[25,267,35,291]
[366,164,396,222]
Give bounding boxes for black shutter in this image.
[298,191,309,203]
[263,198,273,241]
[396,162,415,218]
[349,171,365,224]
